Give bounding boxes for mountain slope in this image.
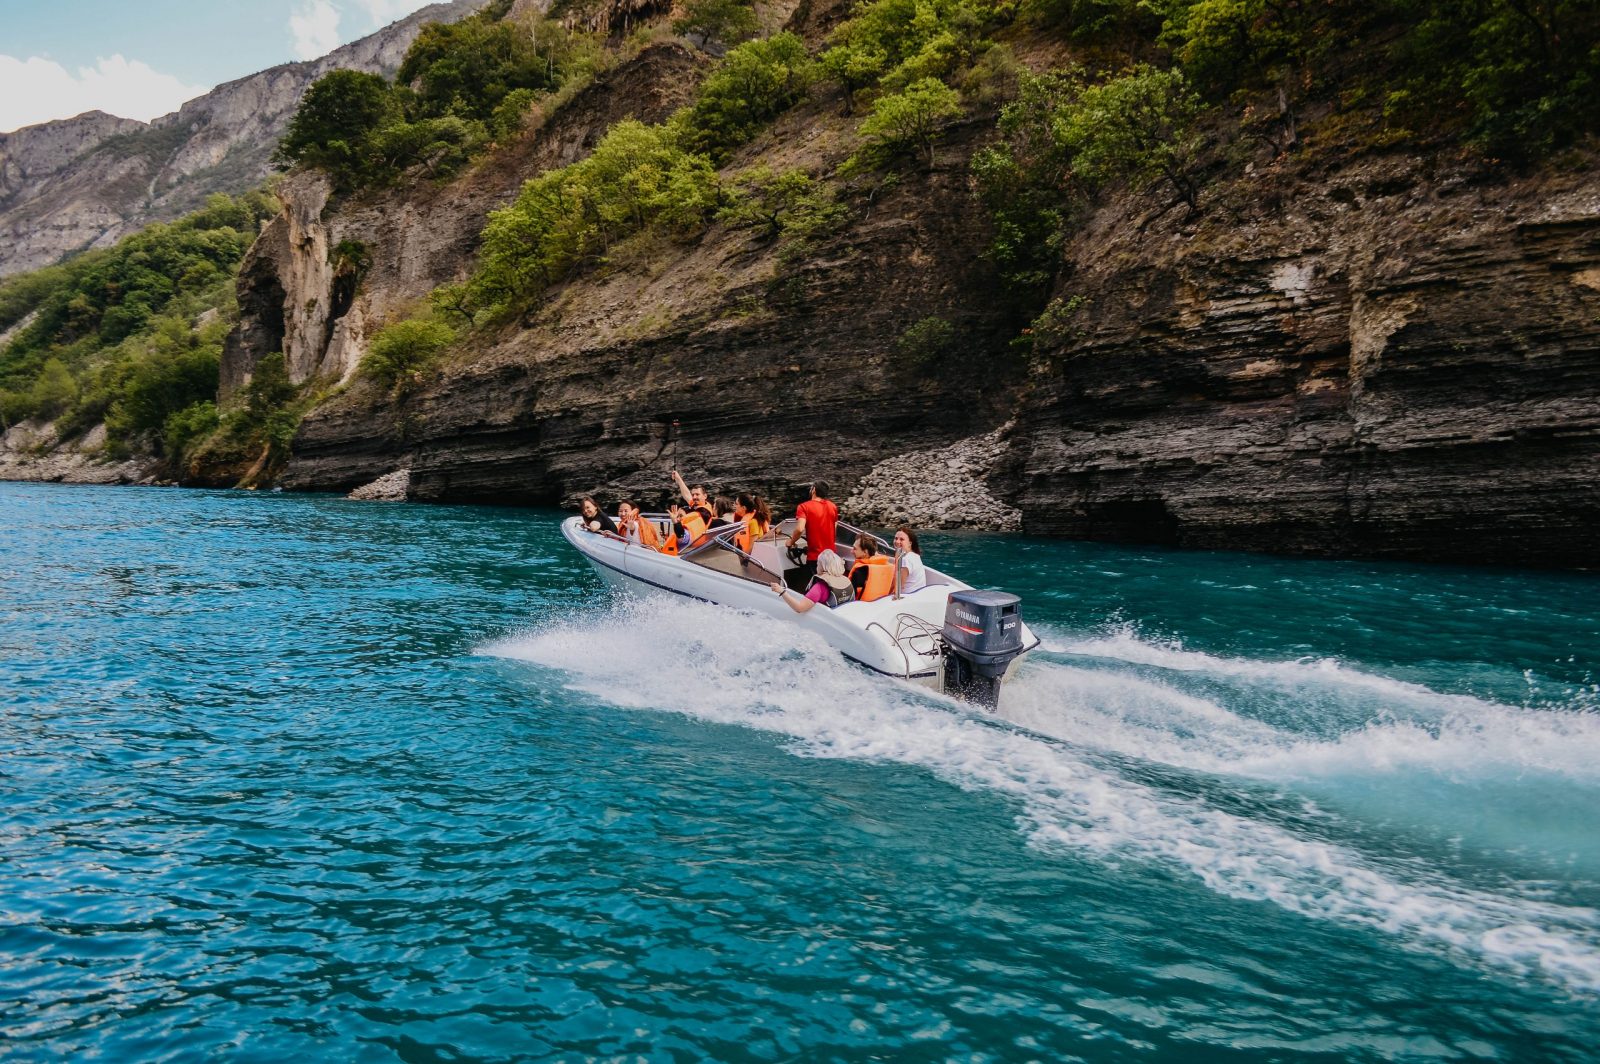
[0,0,488,280]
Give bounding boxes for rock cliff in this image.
[0,0,488,280]
[210,7,1598,568]
[1006,153,1600,568]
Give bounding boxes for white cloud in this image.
[289,0,343,61]
[351,0,440,27]
[0,54,210,133]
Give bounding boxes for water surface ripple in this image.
[2,483,1597,1061]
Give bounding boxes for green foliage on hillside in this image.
[680,33,815,162]
[855,77,965,168]
[362,317,457,391]
[464,31,828,316]
[276,6,602,192]
[673,0,759,49]
[819,0,998,110]
[0,190,277,447]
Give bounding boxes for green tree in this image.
[717,166,849,247]
[28,358,78,419]
[1055,65,1205,208]
[398,18,557,123]
[857,77,964,168]
[274,70,399,189]
[674,0,760,49]
[362,318,457,389]
[681,33,815,161]
[972,69,1086,289]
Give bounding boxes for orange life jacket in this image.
[626,517,662,551]
[680,509,708,545]
[735,514,768,554]
[850,555,895,602]
[654,520,677,555]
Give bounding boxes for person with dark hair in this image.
[618,501,661,550]
[578,496,617,535]
[733,493,770,553]
[849,535,894,602]
[893,526,926,596]
[671,470,714,521]
[785,481,838,589]
[709,495,738,531]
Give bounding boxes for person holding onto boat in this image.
[849,536,895,602]
[785,481,838,589]
[770,549,856,612]
[579,496,617,535]
[893,526,927,596]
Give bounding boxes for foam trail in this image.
[1029,626,1600,784]
[484,600,1600,995]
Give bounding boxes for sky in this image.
[0,0,442,133]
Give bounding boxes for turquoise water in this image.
[3,482,1598,1062]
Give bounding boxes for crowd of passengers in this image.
[576,472,927,612]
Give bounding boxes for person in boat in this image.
[784,481,838,590]
[893,526,927,596]
[617,501,662,550]
[671,470,715,522]
[849,535,895,602]
[708,496,739,531]
[733,493,771,553]
[579,495,617,535]
[770,549,856,612]
[668,501,708,550]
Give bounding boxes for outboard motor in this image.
[941,589,1025,709]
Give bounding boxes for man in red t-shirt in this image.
[785,481,838,588]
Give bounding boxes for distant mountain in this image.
[0,0,489,280]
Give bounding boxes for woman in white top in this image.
[893,526,927,595]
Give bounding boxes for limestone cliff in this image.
[0,0,488,280]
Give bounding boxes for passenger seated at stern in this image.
[771,549,856,612]
[893,526,927,595]
[578,496,617,535]
[849,536,894,602]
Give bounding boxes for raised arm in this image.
[671,470,694,507]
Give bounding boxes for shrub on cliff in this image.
[681,34,815,161]
[277,8,602,193]
[820,0,996,110]
[972,66,1203,290]
[717,167,848,247]
[398,16,560,124]
[470,120,720,313]
[854,78,965,169]
[275,71,400,190]
[362,319,457,390]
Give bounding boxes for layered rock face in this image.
[1009,156,1600,567]
[261,65,1024,508]
[0,0,488,279]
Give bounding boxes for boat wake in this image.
[482,599,1600,996]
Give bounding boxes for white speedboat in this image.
[561,514,1040,707]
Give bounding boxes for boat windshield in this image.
[680,526,782,584]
